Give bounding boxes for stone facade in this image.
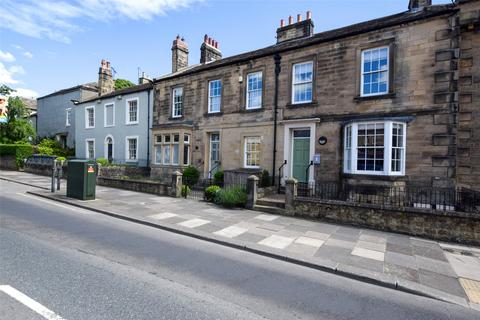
[151,1,480,191]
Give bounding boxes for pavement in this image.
[1,169,480,311]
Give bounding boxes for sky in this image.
[1,0,452,99]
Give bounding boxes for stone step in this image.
[256,198,285,209]
[253,204,286,215]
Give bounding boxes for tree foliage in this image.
[114,79,135,90]
[0,85,15,95]
[0,96,35,144]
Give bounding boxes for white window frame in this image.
[344,121,406,176]
[246,72,263,110]
[85,138,95,159]
[360,46,390,97]
[244,136,261,169]
[292,61,314,104]
[172,87,183,118]
[125,136,139,162]
[125,98,139,125]
[85,106,95,129]
[65,108,72,127]
[104,102,115,127]
[208,79,222,113]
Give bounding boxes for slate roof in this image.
[79,82,153,104]
[155,4,457,82]
[37,82,98,100]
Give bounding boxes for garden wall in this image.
[292,198,480,245]
[97,177,169,196]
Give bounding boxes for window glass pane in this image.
[156,135,162,143]
[247,72,262,109]
[209,80,222,113]
[245,137,261,167]
[163,145,170,164]
[105,104,114,126]
[362,47,389,96]
[128,100,138,123]
[173,87,183,117]
[292,62,313,104]
[173,134,179,143]
[183,145,190,165]
[173,144,179,164]
[164,134,171,143]
[128,139,137,160]
[184,134,190,143]
[155,146,162,164]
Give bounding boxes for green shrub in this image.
[37,146,54,155]
[181,185,191,198]
[96,157,109,166]
[214,186,247,208]
[213,170,224,184]
[260,169,271,187]
[183,165,200,186]
[204,185,221,202]
[56,156,66,163]
[0,144,34,168]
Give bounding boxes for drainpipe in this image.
[272,53,282,186]
[146,87,151,167]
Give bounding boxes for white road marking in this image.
[214,226,248,238]
[177,218,210,228]
[15,193,96,215]
[0,285,65,320]
[258,235,295,249]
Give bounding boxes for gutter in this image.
[272,53,281,185]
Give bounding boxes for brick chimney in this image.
[200,34,222,64]
[98,59,114,96]
[172,35,189,73]
[409,0,432,11]
[276,11,314,44]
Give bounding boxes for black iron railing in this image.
[297,182,480,214]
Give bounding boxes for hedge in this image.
[0,144,34,168]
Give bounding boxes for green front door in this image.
[292,130,311,182]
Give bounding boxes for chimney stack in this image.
[200,34,222,64]
[277,11,314,44]
[171,35,189,73]
[138,72,151,85]
[408,0,432,11]
[98,59,114,96]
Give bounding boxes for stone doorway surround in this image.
[281,118,319,185]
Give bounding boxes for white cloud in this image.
[0,62,19,84]
[11,88,39,99]
[2,0,204,43]
[0,51,15,63]
[23,51,34,59]
[9,65,26,75]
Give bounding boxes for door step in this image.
[252,204,286,215]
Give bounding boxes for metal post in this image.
[56,160,63,190]
[51,159,57,193]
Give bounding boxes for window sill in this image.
[286,101,318,109]
[168,116,184,121]
[354,93,396,102]
[204,112,223,117]
[125,122,139,126]
[342,173,406,181]
[241,107,264,113]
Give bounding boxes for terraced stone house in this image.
[150,0,480,192]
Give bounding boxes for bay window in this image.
[344,121,406,175]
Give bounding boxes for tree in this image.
[0,85,15,95]
[114,79,135,90]
[0,96,35,143]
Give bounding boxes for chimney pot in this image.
[215,41,219,49]
[288,15,293,25]
[306,11,312,20]
[280,19,285,27]
[204,34,208,43]
[297,14,302,22]
[208,37,212,45]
